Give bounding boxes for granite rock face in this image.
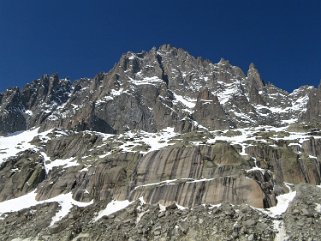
[192,88,233,129]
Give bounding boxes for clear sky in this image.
[0,0,320,92]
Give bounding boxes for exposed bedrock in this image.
[0,150,46,201]
[128,144,276,208]
[36,152,142,202]
[246,143,321,187]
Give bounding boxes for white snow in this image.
[45,157,79,173]
[274,220,288,241]
[246,158,265,173]
[24,110,33,116]
[134,178,180,190]
[253,189,296,241]
[176,203,187,210]
[309,155,318,159]
[266,191,296,217]
[119,127,178,154]
[172,92,196,109]
[136,210,148,224]
[186,178,215,183]
[215,81,241,105]
[0,191,39,216]
[159,203,166,212]
[128,55,136,60]
[111,88,124,96]
[49,193,93,226]
[207,128,256,155]
[94,199,132,221]
[0,128,40,165]
[288,143,301,146]
[130,76,163,86]
[233,112,255,123]
[134,177,217,190]
[96,95,114,105]
[141,127,177,153]
[11,238,34,241]
[139,196,146,204]
[281,118,298,125]
[315,203,321,213]
[0,191,93,225]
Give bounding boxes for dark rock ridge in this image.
[0,44,316,135]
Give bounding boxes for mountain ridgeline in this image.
[0,44,319,135]
[1,45,321,241]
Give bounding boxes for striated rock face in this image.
[0,45,321,240]
[130,175,266,208]
[129,144,267,207]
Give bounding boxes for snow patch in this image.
[94,200,132,221]
[24,110,33,116]
[0,128,40,165]
[130,76,164,86]
[172,92,196,109]
[215,81,241,105]
[119,127,178,154]
[49,193,93,226]
[45,157,79,173]
[267,191,296,217]
[0,191,93,226]
[315,203,321,213]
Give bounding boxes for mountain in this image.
[0,44,316,135]
[0,45,321,240]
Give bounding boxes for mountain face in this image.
[0,44,315,135]
[0,45,321,240]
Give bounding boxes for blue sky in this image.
[0,0,320,92]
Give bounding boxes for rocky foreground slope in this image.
[0,45,321,240]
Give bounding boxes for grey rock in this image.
[0,149,46,201]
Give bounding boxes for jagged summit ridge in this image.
[0,44,317,135]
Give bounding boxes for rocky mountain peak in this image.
[247,62,264,90]
[218,57,230,66]
[157,43,176,52]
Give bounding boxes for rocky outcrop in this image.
[0,88,26,134]
[129,144,275,208]
[0,150,46,201]
[303,84,321,124]
[246,143,321,187]
[36,151,142,202]
[284,184,321,240]
[44,131,103,159]
[247,63,264,90]
[0,75,72,134]
[192,88,233,129]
